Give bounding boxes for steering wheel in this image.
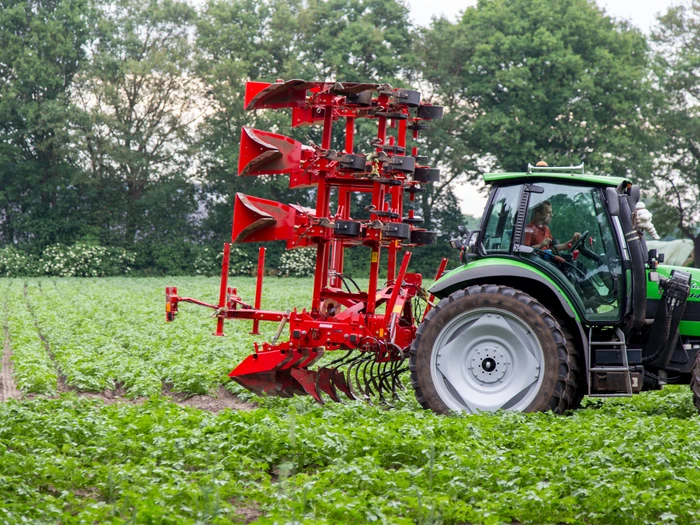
[530,247,588,279]
[569,230,589,254]
[530,246,610,302]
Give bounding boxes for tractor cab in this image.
[414,163,700,414]
[477,166,627,323]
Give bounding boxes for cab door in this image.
[480,182,626,323]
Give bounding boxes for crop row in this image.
[1,388,700,524]
[3,280,57,394]
[12,277,314,397]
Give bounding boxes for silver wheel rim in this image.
[430,307,545,413]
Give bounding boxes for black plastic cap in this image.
[345,91,373,107]
[414,167,440,182]
[410,230,439,245]
[384,222,411,240]
[394,89,421,107]
[416,105,444,120]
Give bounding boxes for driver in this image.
[525,201,581,252]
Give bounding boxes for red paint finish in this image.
[165,79,445,401]
[250,247,266,335]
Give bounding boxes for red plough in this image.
[166,80,448,403]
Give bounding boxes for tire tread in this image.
[410,285,580,414]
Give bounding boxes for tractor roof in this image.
[483,172,627,187]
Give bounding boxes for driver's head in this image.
[532,201,553,225]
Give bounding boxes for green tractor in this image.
[410,163,700,414]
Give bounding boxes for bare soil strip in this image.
[26,385,258,413]
[165,385,257,412]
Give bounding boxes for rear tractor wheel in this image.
[690,350,700,413]
[410,285,579,414]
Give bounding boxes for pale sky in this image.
[406,0,682,216]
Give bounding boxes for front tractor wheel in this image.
[410,285,579,415]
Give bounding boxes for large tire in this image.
[565,329,586,410]
[410,285,580,415]
[690,350,700,413]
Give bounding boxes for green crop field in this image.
[1,277,700,525]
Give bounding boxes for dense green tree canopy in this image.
[1,0,698,273]
[647,1,700,262]
[0,0,93,247]
[419,0,657,177]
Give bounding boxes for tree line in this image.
[0,0,698,276]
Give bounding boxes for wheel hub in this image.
[430,307,546,412]
[469,347,507,384]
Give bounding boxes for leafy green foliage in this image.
[0,244,137,277]
[3,277,700,523]
[419,0,657,177]
[647,2,700,263]
[0,0,94,247]
[278,248,317,277]
[3,281,57,394]
[0,389,699,524]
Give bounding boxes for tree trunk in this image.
[125,177,146,244]
[694,236,700,269]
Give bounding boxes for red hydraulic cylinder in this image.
[312,106,334,311]
[250,246,266,335]
[385,251,412,333]
[214,242,231,336]
[422,257,449,320]
[387,241,397,283]
[345,116,355,152]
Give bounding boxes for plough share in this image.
[166,79,447,404]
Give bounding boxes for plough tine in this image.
[351,357,372,403]
[330,368,355,400]
[361,359,376,399]
[391,362,404,398]
[377,361,396,406]
[316,367,342,402]
[290,368,324,404]
[372,361,388,404]
[380,361,394,394]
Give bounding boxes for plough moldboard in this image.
[166,79,448,404]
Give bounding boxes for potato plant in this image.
[1,277,700,524]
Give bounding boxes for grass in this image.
[1,277,699,524]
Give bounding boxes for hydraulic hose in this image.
[641,298,672,363]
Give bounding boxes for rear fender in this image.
[429,264,588,376]
[430,264,575,317]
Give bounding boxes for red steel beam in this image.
[250,246,266,335]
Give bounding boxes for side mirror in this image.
[605,188,619,216]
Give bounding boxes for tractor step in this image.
[587,327,635,397]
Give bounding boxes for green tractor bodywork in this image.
[409,165,700,414]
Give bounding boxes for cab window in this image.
[482,185,520,254]
[523,183,624,321]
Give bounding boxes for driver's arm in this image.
[554,232,581,252]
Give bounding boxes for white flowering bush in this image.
[0,247,39,277]
[38,244,137,277]
[278,247,316,277]
[193,246,219,275]
[0,244,138,277]
[194,246,256,276]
